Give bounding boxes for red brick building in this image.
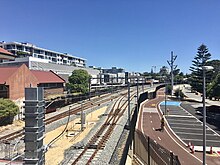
[0,64,65,100]
[31,70,65,97]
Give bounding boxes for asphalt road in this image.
[181,102,220,134]
[160,102,220,147]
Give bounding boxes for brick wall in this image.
[6,64,38,100]
[44,87,64,98]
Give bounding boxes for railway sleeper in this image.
[88,144,98,149]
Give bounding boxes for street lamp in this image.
[136,76,139,111]
[202,65,213,165]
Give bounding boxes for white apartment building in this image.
[0,41,86,67]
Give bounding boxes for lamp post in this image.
[165,85,167,116]
[136,76,139,111]
[202,66,213,165]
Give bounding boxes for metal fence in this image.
[0,140,24,160]
[134,129,180,165]
[119,84,181,165]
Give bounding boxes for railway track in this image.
[70,92,136,164]
[0,129,24,142]
[0,89,131,142]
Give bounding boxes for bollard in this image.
[188,142,191,148]
[210,146,213,154]
[191,145,194,154]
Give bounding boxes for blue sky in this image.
[1,0,220,73]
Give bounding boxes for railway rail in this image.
[70,92,136,164]
[0,89,133,142]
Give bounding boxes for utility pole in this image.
[136,76,139,111]
[88,77,91,100]
[127,82,130,127]
[167,51,177,96]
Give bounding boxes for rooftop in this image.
[31,70,65,83]
[0,41,86,61]
[0,66,19,84]
[0,47,13,56]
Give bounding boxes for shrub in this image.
[0,98,19,118]
[174,89,185,99]
[165,85,172,95]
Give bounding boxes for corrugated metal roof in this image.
[0,47,14,56]
[0,67,18,84]
[31,70,65,83]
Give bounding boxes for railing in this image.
[134,129,180,165]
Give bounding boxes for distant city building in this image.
[102,67,125,74]
[0,41,86,67]
[0,64,65,100]
[99,67,126,84]
[0,57,101,85]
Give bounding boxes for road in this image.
[137,88,220,165]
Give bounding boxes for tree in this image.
[189,44,212,93]
[206,60,220,79]
[207,73,220,100]
[142,72,151,77]
[0,99,19,125]
[159,66,169,76]
[165,85,172,95]
[0,99,19,117]
[67,69,91,94]
[159,66,169,82]
[172,68,185,84]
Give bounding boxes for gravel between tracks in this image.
[61,98,136,165]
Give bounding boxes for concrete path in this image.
[181,84,220,107]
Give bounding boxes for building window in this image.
[52,58,57,62]
[38,55,44,59]
[34,49,40,54]
[17,45,23,51]
[25,47,30,52]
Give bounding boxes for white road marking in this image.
[150,121,152,123]
[175,131,215,136]
[171,126,203,130]
[158,137,161,140]
[167,119,198,123]
[152,127,155,130]
[164,115,193,118]
[181,138,220,143]
[158,102,203,163]
[169,122,202,126]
